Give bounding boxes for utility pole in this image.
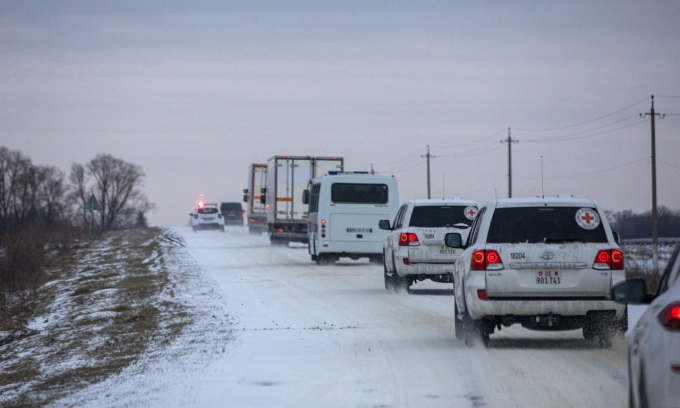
[641,95,665,274]
[421,145,436,199]
[500,128,519,198]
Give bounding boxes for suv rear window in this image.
[409,206,474,228]
[487,207,608,244]
[198,208,219,214]
[221,203,241,211]
[331,183,388,204]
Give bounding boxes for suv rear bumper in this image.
[395,258,455,277]
[464,277,625,321]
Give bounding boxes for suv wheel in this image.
[454,302,464,341]
[383,256,393,290]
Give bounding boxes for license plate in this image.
[203,217,213,221]
[536,270,561,285]
[439,248,456,255]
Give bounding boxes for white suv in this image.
[379,198,478,292]
[190,203,225,232]
[445,195,627,347]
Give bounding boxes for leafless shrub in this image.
[0,227,46,330]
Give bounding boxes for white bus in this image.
[303,173,399,265]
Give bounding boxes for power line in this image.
[659,159,680,171]
[656,95,680,99]
[521,115,637,142]
[430,130,506,150]
[522,118,648,144]
[515,157,648,180]
[437,143,501,158]
[373,148,427,167]
[513,97,649,132]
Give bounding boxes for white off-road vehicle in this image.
[190,203,225,232]
[445,195,627,347]
[379,198,478,291]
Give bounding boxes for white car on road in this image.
[445,195,627,347]
[190,203,225,232]
[379,198,478,291]
[612,244,680,408]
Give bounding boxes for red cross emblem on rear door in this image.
[581,212,594,224]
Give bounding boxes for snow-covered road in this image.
[61,226,632,407]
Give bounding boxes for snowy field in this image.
[55,226,642,408]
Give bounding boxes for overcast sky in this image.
[2,1,680,226]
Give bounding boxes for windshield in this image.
[487,207,608,244]
[331,183,388,204]
[198,208,219,214]
[409,206,475,228]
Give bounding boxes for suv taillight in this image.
[218,214,223,219]
[471,250,503,271]
[594,249,624,270]
[399,233,419,246]
[658,303,680,331]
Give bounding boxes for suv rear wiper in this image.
[544,237,584,244]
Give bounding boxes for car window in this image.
[198,208,219,214]
[487,207,608,244]
[408,206,475,228]
[221,203,241,211]
[469,207,486,246]
[331,183,388,204]
[395,205,408,229]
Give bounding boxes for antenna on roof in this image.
[541,156,545,199]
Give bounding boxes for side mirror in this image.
[302,189,310,205]
[378,220,391,230]
[261,195,267,205]
[189,213,193,217]
[612,231,621,245]
[243,195,249,203]
[611,279,653,305]
[444,233,463,248]
[243,188,248,194]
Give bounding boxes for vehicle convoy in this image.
[190,203,225,232]
[612,245,680,408]
[444,194,628,347]
[220,202,244,226]
[243,163,268,234]
[265,156,343,246]
[304,172,399,265]
[380,198,478,291]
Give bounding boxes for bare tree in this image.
[36,166,69,228]
[69,163,90,229]
[86,154,150,231]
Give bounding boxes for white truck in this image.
[304,172,399,265]
[264,156,343,246]
[243,163,268,234]
[379,198,478,291]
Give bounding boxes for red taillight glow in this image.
[276,228,283,233]
[197,201,204,208]
[321,219,326,225]
[477,289,488,301]
[240,213,244,218]
[594,250,624,270]
[399,233,419,246]
[471,250,503,271]
[403,258,410,265]
[659,304,680,331]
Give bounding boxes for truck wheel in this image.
[318,254,334,265]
